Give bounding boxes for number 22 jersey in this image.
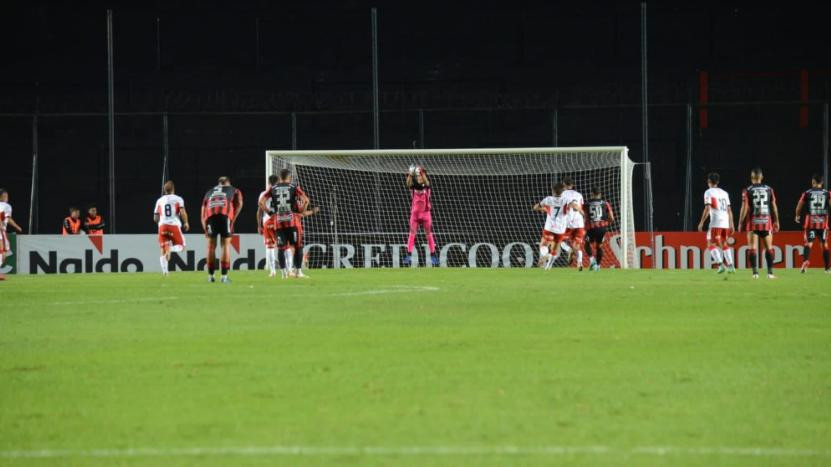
[742,184,776,231]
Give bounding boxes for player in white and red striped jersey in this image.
[0,188,24,281]
[154,181,190,276]
[697,172,735,274]
[257,175,279,277]
[533,183,570,270]
[561,176,587,270]
[794,173,830,273]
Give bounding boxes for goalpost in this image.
[266,147,636,269]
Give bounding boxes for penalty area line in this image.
[1,445,829,459]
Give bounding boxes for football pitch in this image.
[1,269,829,466]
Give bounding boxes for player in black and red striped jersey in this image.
[794,173,830,273]
[201,176,243,283]
[584,187,615,271]
[738,167,780,279]
[260,168,310,279]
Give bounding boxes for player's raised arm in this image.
[795,192,805,224]
[420,170,430,187]
[406,171,414,188]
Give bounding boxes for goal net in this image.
[266,147,636,269]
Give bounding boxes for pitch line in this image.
[51,296,180,305]
[332,285,440,296]
[1,445,829,459]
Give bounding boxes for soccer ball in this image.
[409,165,418,176]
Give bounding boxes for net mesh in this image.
[267,148,635,268]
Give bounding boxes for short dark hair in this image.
[279,169,292,181]
[562,176,574,187]
[0,188,6,197]
[69,206,79,213]
[552,182,565,196]
[707,172,720,184]
[751,167,763,177]
[218,176,230,185]
[164,180,175,194]
[591,186,602,197]
[268,175,279,185]
[812,173,824,184]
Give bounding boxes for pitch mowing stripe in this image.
[51,296,180,305]
[1,445,829,459]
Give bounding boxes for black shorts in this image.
[749,230,770,238]
[805,229,828,243]
[586,227,607,244]
[276,227,299,249]
[205,215,231,239]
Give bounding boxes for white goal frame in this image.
[266,146,635,268]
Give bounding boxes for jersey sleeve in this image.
[539,196,554,207]
[177,195,185,208]
[154,199,162,215]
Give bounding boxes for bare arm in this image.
[301,206,321,217]
[406,173,413,189]
[697,206,710,232]
[7,217,22,233]
[794,198,804,224]
[233,195,243,224]
[256,205,264,233]
[421,173,430,187]
[532,203,547,213]
[200,203,207,231]
[771,198,780,231]
[153,213,160,225]
[728,208,735,233]
[180,207,190,231]
[737,197,747,232]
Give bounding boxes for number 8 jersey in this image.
[742,183,776,231]
[154,194,186,227]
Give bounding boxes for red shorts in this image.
[567,228,586,244]
[542,229,566,243]
[158,224,185,250]
[262,218,277,248]
[707,227,730,245]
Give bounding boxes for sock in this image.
[293,247,304,272]
[267,249,274,271]
[722,248,733,267]
[764,249,774,274]
[749,250,758,274]
[539,246,549,258]
[584,242,593,259]
[596,247,604,265]
[545,253,560,269]
[803,245,812,262]
[221,261,230,277]
[576,250,583,266]
[207,259,215,276]
[278,249,287,270]
[406,229,416,254]
[709,246,722,265]
[160,256,168,273]
[823,248,830,270]
[426,231,436,254]
[286,249,294,270]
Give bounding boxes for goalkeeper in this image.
[404,165,438,266]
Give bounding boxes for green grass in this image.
[1,268,830,466]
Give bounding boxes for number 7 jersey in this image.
[154,194,186,227]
